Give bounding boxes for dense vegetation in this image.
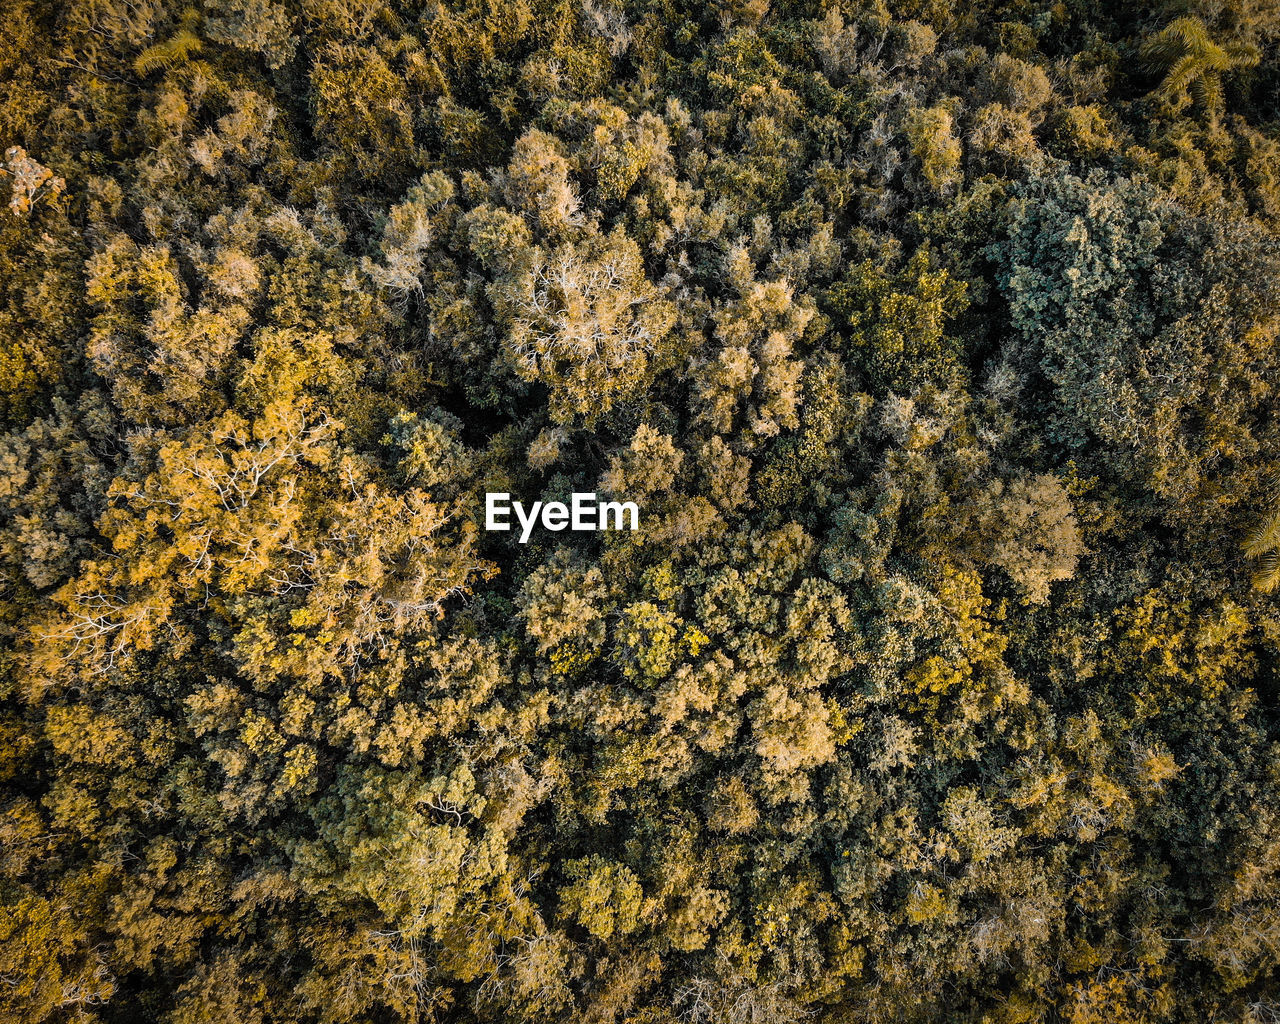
[3,0,1280,1021]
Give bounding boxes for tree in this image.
[1141,17,1260,118]
[6,0,1280,1019]
[995,169,1280,523]
[978,473,1084,604]
[488,229,676,426]
[310,42,415,178]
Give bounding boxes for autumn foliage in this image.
[2,0,1280,1022]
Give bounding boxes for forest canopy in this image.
[2,0,1280,1022]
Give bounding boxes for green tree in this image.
[1141,17,1260,117]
